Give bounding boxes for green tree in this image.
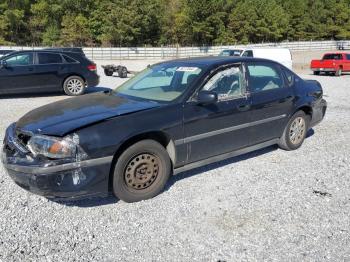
[60,14,92,46]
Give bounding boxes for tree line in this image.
[1,0,350,47]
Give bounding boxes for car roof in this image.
[324,52,350,55]
[156,56,278,67]
[3,50,82,55]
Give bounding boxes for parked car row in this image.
[219,48,350,77]
[0,48,99,96]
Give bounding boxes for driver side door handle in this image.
[238,104,251,111]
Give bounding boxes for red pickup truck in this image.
[310,52,350,76]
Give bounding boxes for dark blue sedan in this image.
[1,57,327,202]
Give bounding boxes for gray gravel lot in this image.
[0,61,349,261]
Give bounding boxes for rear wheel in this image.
[113,140,171,203]
[118,67,128,78]
[313,71,320,75]
[335,68,342,77]
[279,111,309,151]
[63,76,85,96]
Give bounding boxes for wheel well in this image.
[108,131,176,190]
[297,106,313,120]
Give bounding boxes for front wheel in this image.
[279,111,309,151]
[104,68,114,76]
[63,76,85,96]
[313,71,320,75]
[113,140,171,203]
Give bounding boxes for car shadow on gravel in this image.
[0,86,112,99]
[52,194,119,208]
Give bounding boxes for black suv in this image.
[0,50,99,96]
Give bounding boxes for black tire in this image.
[104,69,113,76]
[335,68,342,77]
[113,140,171,203]
[313,71,320,75]
[118,67,128,78]
[278,111,309,151]
[63,76,85,96]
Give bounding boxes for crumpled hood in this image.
[16,92,161,136]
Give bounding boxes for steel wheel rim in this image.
[67,79,83,94]
[289,117,306,145]
[124,153,160,190]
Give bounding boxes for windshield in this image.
[219,50,242,57]
[323,54,343,60]
[114,64,204,102]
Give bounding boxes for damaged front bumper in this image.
[1,123,112,200]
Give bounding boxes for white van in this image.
[219,48,293,70]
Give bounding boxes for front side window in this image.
[201,66,244,101]
[346,54,350,60]
[114,64,203,102]
[247,63,284,93]
[4,53,33,66]
[38,53,63,64]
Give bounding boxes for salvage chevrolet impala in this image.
[2,57,327,203]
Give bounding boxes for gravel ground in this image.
[0,61,349,261]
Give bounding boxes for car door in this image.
[35,52,66,92]
[245,61,295,145]
[0,52,36,94]
[183,64,253,164]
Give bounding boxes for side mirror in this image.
[197,90,218,105]
[0,60,7,69]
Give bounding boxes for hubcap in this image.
[67,79,83,94]
[124,153,160,190]
[289,117,306,145]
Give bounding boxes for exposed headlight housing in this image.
[27,135,77,159]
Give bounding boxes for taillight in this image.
[87,64,97,71]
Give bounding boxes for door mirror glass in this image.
[197,90,218,105]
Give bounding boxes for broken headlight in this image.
[27,135,77,159]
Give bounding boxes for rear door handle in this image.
[28,67,34,72]
[279,96,293,103]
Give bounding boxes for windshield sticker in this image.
[176,67,200,72]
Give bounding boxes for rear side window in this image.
[63,54,78,63]
[347,54,350,60]
[38,53,62,64]
[247,63,284,93]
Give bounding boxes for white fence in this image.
[1,40,349,60]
